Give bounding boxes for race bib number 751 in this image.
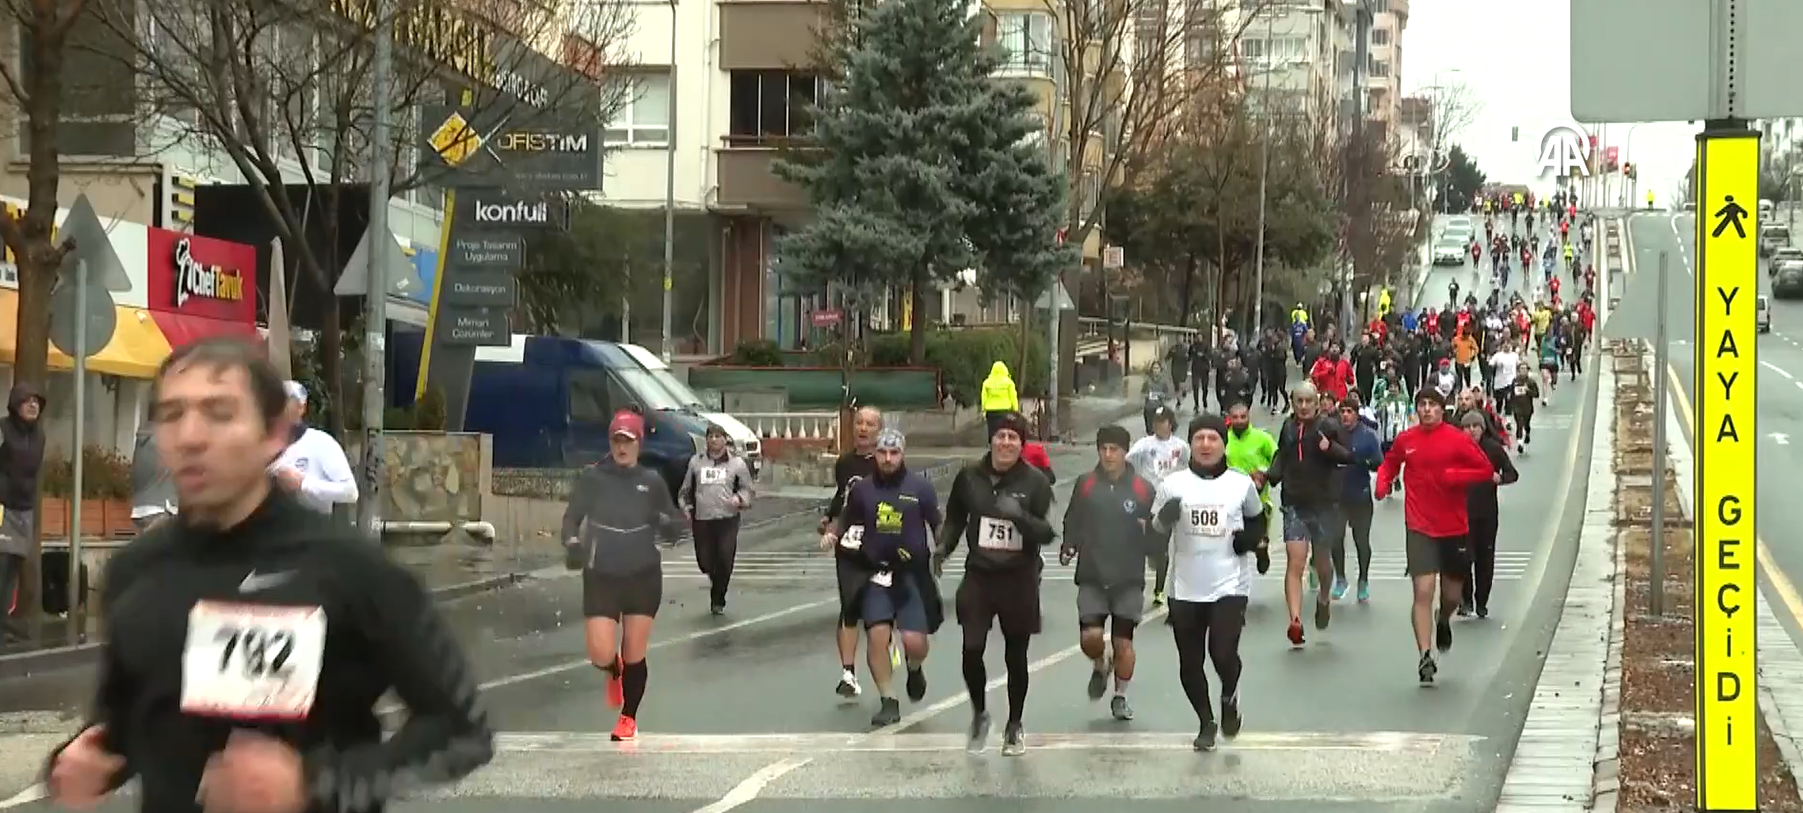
[180,602,327,720]
[978,517,1022,551]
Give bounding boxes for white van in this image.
[1761,199,1776,221]
[1759,295,1773,333]
[618,343,764,477]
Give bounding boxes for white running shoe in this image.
[836,668,862,698]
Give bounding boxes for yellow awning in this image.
[0,290,172,379]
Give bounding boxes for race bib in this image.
[1514,384,1528,397]
[1185,504,1228,537]
[870,570,894,587]
[978,516,1022,551]
[839,525,865,550]
[699,467,728,485]
[1156,453,1182,475]
[180,602,326,720]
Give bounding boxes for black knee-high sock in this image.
[621,659,649,717]
[1003,633,1031,726]
[961,648,987,714]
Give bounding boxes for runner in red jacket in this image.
[1373,388,1495,685]
[1309,346,1352,400]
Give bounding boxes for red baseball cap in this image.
[609,410,645,440]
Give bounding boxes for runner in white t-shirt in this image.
[1487,344,1520,408]
[1126,406,1189,605]
[1149,412,1267,752]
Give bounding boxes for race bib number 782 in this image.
[180,602,327,720]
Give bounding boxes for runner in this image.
[1374,389,1496,683]
[1127,406,1188,605]
[1505,363,1542,455]
[562,409,685,741]
[935,411,1058,756]
[1151,413,1266,751]
[823,407,884,699]
[44,337,494,812]
[1265,383,1351,645]
[823,429,943,726]
[1060,425,1155,722]
[1459,412,1518,618]
[679,423,756,615]
[1223,402,1276,576]
[1329,395,1383,603]
[270,381,358,513]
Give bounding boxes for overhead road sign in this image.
[1572,0,1803,121]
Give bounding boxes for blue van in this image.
[389,333,707,495]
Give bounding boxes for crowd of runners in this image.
[37,197,1602,810]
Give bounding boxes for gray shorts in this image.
[1076,582,1144,627]
[1405,530,1470,577]
[1281,505,1335,548]
[862,576,929,633]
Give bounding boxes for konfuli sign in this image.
[454,189,569,229]
[420,104,602,190]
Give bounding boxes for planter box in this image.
[40,498,131,538]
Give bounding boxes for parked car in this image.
[1760,225,1791,258]
[1773,267,1803,301]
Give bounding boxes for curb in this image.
[1493,347,1621,813]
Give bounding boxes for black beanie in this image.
[991,411,1030,442]
[1096,425,1130,449]
[1187,413,1229,443]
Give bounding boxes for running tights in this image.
[963,633,1031,725]
[1169,598,1247,724]
[1514,411,1534,445]
[622,659,649,717]
[1464,513,1500,610]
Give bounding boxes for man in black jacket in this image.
[822,406,883,699]
[45,337,492,813]
[0,383,43,637]
[1265,383,1353,647]
[1060,425,1155,722]
[935,411,1056,757]
[1459,411,1518,618]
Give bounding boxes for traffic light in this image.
[1624,162,1637,179]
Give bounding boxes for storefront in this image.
[143,227,260,350]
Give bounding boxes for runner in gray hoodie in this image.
[560,410,683,743]
[679,424,755,615]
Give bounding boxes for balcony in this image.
[720,2,827,71]
[715,138,809,211]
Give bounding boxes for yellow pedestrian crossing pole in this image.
[1691,124,1759,812]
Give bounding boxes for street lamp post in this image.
[1252,11,1275,335]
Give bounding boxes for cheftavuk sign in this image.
[146,227,257,324]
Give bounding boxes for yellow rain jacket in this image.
[980,361,1019,412]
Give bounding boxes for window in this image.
[996,12,1052,75]
[1369,58,1390,78]
[567,370,628,423]
[1080,170,1100,219]
[728,71,823,142]
[605,72,671,146]
[1370,28,1390,46]
[262,23,321,168]
[1242,36,1304,68]
[19,3,137,157]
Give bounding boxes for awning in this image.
[0,291,170,379]
[147,311,259,351]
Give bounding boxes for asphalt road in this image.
[1420,214,1580,311]
[1623,209,1803,645]
[0,397,1601,812]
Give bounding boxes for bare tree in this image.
[1418,77,1481,211]
[101,0,634,436]
[1035,0,1272,243]
[0,0,115,389]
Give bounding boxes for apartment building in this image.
[1239,0,1352,131]
[1364,0,1405,134]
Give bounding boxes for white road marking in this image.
[0,785,42,809]
[1772,433,1791,446]
[497,729,1476,754]
[1764,360,1797,381]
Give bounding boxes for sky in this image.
[1402,0,1699,206]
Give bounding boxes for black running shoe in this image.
[1255,547,1271,574]
[906,667,927,702]
[870,697,901,727]
[1087,668,1108,700]
[1194,721,1220,751]
[1314,598,1331,630]
[1436,615,1454,652]
[1418,651,1438,684]
[1220,696,1242,739]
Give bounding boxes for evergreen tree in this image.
[775,0,1070,362]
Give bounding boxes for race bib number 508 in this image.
[180,602,327,720]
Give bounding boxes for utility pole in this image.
[1251,11,1274,334]
[358,0,394,537]
[660,0,678,361]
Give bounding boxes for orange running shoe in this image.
[611,715,638,742]
[606,657,624,709]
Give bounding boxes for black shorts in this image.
[955,565,1042,648]
[1404,530,1470,577]
[583,568,663,619]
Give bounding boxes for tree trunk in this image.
[906,269,928,365]
[320,295,344,439]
